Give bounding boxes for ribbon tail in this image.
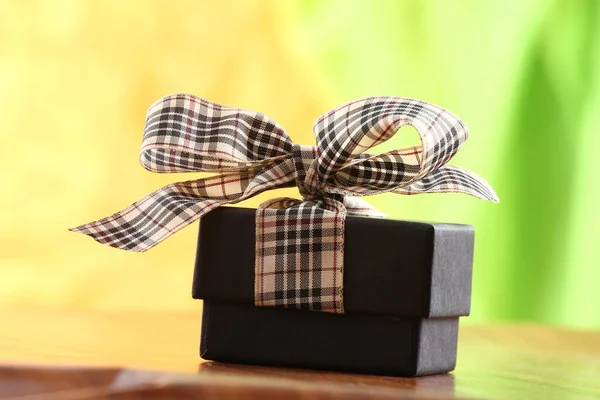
[343,196,386,218]
[394,165,500,202]
[255,197,346,313]
[70,159,298,252]
[69,180,227,252]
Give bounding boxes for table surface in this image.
[0,307,599,400]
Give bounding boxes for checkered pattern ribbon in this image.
[70,94,498,313]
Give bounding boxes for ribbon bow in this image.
[71,94,498,314]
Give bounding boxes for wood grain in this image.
[0,308,598,399]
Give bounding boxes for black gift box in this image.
[193,207,474,376]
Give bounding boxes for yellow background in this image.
[0,0,329,312]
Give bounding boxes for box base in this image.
[200,301,459,377]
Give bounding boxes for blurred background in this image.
[1,0,598,329]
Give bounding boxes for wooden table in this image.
[0,308,599,399]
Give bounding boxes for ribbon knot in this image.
[292,144,321,201]
[70,94,498,314]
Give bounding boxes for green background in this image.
[291,0,600,328]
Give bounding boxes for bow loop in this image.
[309,97,469,195]
[326,147,421,196]
[140,94,294,173]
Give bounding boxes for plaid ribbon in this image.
[70,94,498,314]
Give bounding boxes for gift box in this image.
[193,206,474,376]
[70,94,498,378]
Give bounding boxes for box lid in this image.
[192,207,474,318]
